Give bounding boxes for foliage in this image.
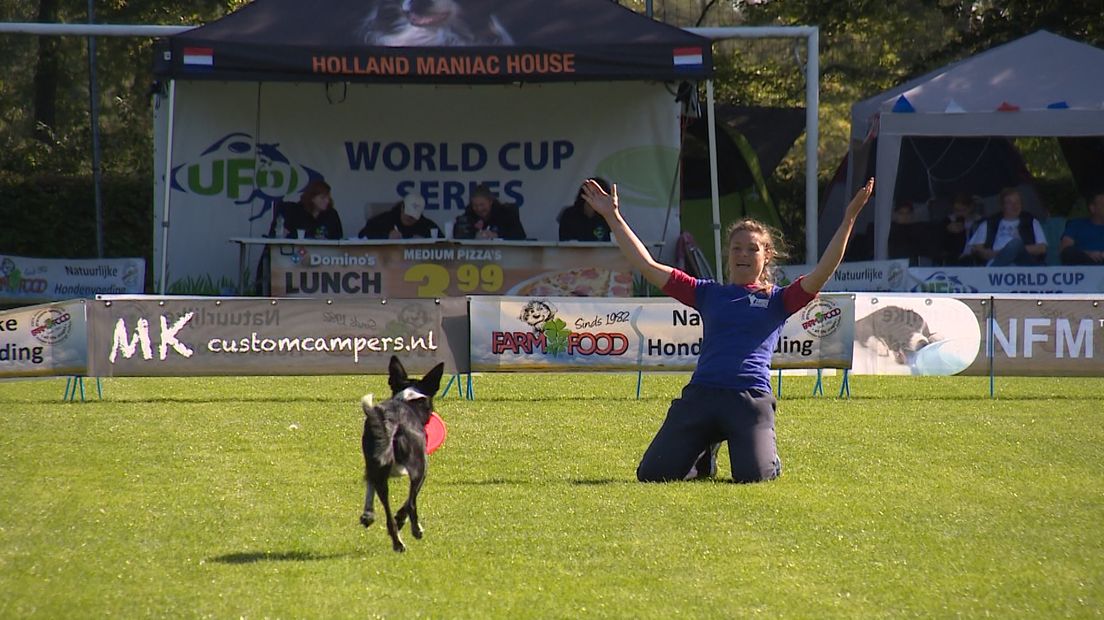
[2,1,1102,262]
[0,373,1101,618]
[0,174,154,286]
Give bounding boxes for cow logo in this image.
[30,307,73,345]
[169,132,325,222]
[800,298,842,338]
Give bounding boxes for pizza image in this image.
[509,267,633,297]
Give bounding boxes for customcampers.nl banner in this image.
[0,254,144,304]
[87,297,468,377]
[0,300,88,378]
[469,294,855,371]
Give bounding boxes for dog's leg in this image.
[406,469,425,540]
[396,457,426,539]
[374,478,405,553]
[360,477,376,528]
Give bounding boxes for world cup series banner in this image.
[468,294,856,372]
[0,300,88,378]
[86,297,469,377]
[849,294,1104,377]
[155,81,682,292]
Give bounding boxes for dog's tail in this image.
[361,394,398,464]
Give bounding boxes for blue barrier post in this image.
[63,376,102,402]
[838,369,851,398]
[812,369,824,396]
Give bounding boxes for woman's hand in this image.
[581,180,618,220]
[846,178,874,221]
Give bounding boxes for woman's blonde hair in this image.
[725,219,788,286]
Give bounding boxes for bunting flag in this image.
[945,99,966,113]
[996,101,1020,112]
[1046,101,1070,109]
[891,95,915,113]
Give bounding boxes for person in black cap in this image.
[358,194,441,239]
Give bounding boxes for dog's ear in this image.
[388,356,408,393]
[419,362,446,397]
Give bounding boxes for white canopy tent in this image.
[845,30,1104,260]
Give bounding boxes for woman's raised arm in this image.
[802,177,875,294]
[582,180,673,290]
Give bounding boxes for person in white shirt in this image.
[966,188,1047,266]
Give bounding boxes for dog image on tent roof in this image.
[359,0,514,47]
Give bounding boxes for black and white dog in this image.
[359,0,513,47]
[360,356,445,552]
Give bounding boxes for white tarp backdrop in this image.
[153,81,682,292]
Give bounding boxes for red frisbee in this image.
[425,412,447,454]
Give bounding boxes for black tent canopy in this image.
[154,0,713,84]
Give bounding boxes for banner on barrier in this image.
[849,294,1104,377]
[986,298,1104,377]
[0,255,144,304]
[851,294,986,376]
[269,242,633,298]
[906,266,1104,294]
[87,297,468,376]
[776,260,909,292]
[0,300,88,378]
[469,294,854,371]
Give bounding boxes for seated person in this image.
[559,177,613,241]
[453,184,527,241]
[936,193,982,265]
[887,201,926,265]
[358,194,441,240]
[965,187,1046,266]
[1059,189,1104,265]
[271,179,343,240]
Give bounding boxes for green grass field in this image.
[1,373,1101,618]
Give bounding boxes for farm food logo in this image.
[491,299,628,357]
[170,132,325,223]
[30,307,73,344]
[1,257,48,295]
[106,312,435,365]
[800,298,843,338]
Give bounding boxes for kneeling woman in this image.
[581,177,874,482]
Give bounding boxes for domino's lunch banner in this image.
[0,254,144,304]
[469,294,855,372]
[269,242,632,298]
[87,297,468,377]
[0,300,88,378]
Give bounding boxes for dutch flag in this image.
[672,47,703,70]
[182,47,214,69]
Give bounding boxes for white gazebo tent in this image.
[845,30,1104,259]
